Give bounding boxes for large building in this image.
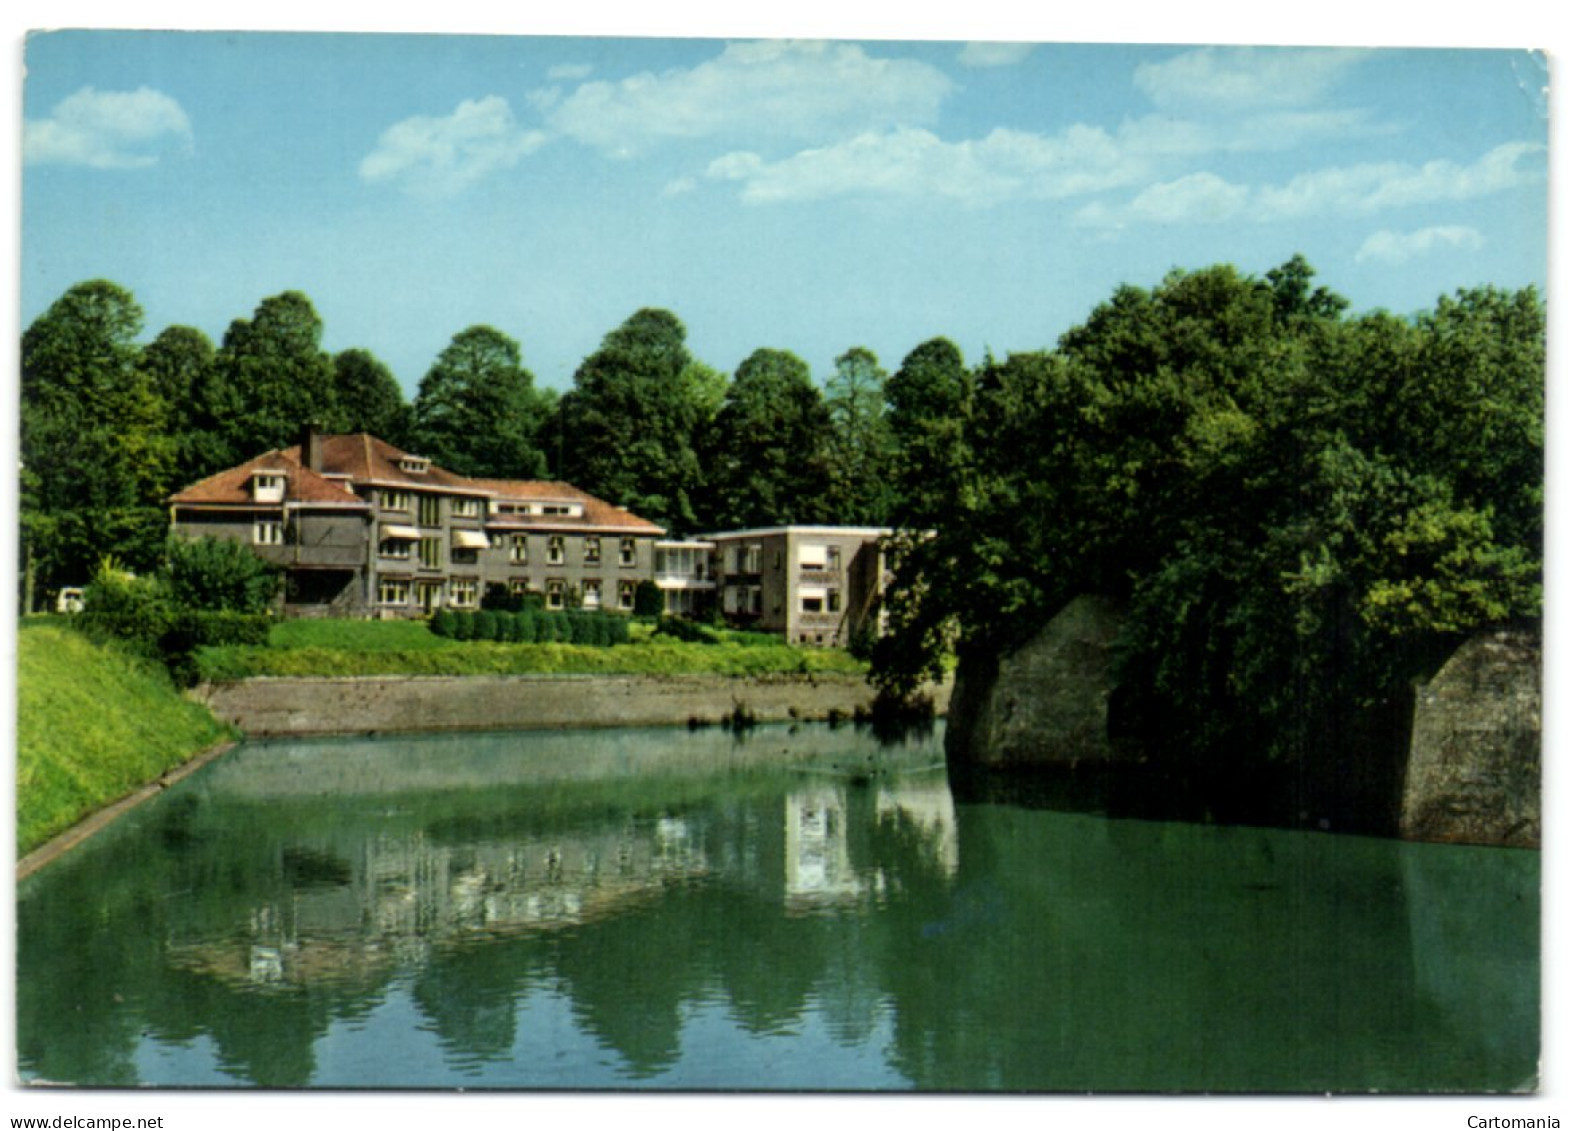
[168,433,901,645]
[167,432,664,619]
[705,526,892,648]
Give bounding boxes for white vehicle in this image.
[55,587,84,614]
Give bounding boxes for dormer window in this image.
[453,497,483,519]
[251,473,286,504]
[398,456,430,475]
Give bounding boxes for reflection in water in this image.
[16,724,1537,1092]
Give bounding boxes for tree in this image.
[334,348,411,443]
[885,337,972,531]
[409,325,551,478]
[205,291,342,466]
[870,258,1544,772]
[701,348,833,531]
[163,535,281,614]
[560,308,706,531]
[21,280,174,604]
[136,325,224,486]
[823,347,896,525]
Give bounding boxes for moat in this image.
[16,723,1539,1091]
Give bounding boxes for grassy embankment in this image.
[193,618,872,681]
[16,620,234,856]
[17,617,870,855]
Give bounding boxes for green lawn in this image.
[16,621,234,855]
[194,616,870,680]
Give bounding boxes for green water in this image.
[15,724,1539,1091]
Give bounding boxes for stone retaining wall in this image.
[1401,623,1541,848]
[945,595,1125,768]
[195,672,952,737]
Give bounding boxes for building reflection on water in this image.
[163,776,958,995]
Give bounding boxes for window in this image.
[254,519,283,546]
[618,581,636,610]
[583,580,602,609]
[379,578,410,606]
[449,579,478,609]
[509,535,528,563]
[398,457,430,475]
[252,474,286,504]
[584,537,601,564]
[828,589,841,613]
[799,586,827,614]
[798,544,828,571]
[743,545,762,574]
[451,530,487,564]
[826,546,842,572]
[379,538,411,560]
[509,580,531,599]
[419,537,442,570]
[453,497,483,519]
[548,536,565,565]
[382,490,413,512]
[620,538,637,567]
[546,579,566,610]
[417,495,442,527]
[801,595,824,614]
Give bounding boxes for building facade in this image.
[168,432,664,619]
[706,526,891,647]
[168,434,900,645]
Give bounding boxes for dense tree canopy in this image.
[198,291,342,470]
[334,348,411,444]
[872,259,1544,775]
[824,347,897,526]
[409,325,551,479]
[21,280,173,600]
[702,348,834,531]
[559,308,707,532]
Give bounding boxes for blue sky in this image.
[16,22,1554,401]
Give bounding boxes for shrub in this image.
[481,583,521,613]
[654,617,719,645]
[474,610,500,642]
[75,565,177,659]
[633,579,665,618]
[164,535,281,614]
[430,609,457,638]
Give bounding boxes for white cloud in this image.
[1134,46,1372,111]
[1126,172,1251,224]
[547,40,953,157]
[705,123,1152,207]
[1077,142,1543,230]
[1254,141,1545,219]
[1355,226,1486,265]
[547,63,592,81]
[359,96,548,194]
[958,42,1035,68]
[24,86,192,169]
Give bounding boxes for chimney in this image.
[301,424,323,473]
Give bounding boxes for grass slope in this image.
[16,621,232,855]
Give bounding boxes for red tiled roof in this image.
[167,449,366,508]
[279,433,487,496]
[470,477,665,535]
[169,433,664,535]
